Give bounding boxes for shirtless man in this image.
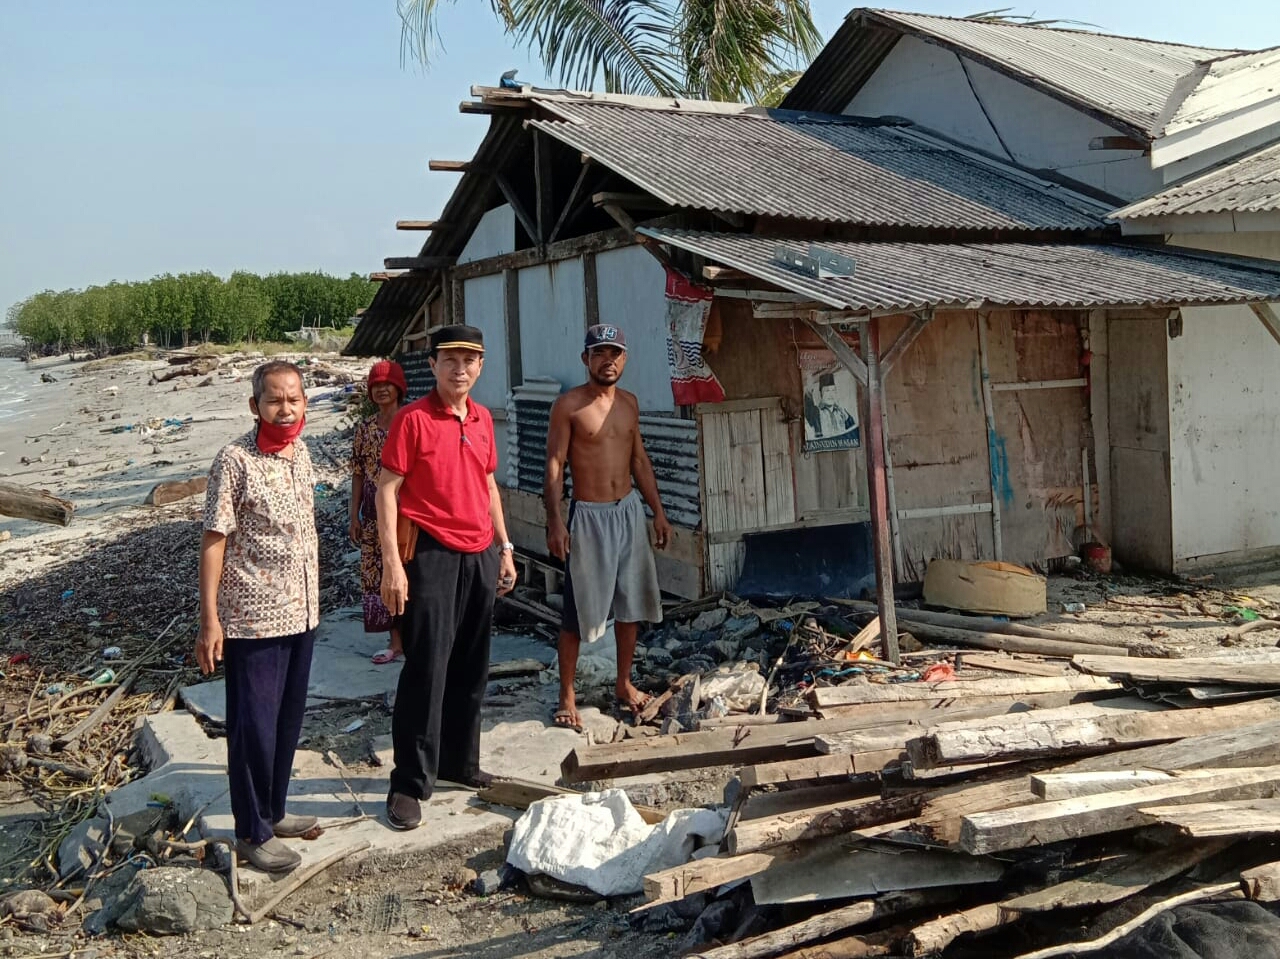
[545,324,672,731]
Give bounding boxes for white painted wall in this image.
[846,36,1161,201]
[462,274,509,410]
[517,258,586,392]
[458,205,515,264]
[1171,232,1280,261]
[596,245,674,412]
[1167,303,1280,565]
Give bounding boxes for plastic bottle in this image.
[91,668,116,685]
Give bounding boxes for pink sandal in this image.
[372,649,403,665]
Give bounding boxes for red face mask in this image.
[256,416,305,454]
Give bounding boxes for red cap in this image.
[368,360,407,399]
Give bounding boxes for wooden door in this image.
[698,398,797,590]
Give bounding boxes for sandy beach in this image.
[0,351,372,587]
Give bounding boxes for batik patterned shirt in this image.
[203,430,320,639]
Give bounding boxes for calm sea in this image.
[0,357,44,421]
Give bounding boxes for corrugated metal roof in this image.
[783,9,1233,140]
[1112,141,1280,219]
[1161,47,1280,138]
[528,100,1110,232]
[638,228,1280,312]
[344,273,434,357]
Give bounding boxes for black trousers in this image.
[390,530,499,799]
[223,629,315,843]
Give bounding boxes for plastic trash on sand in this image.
[506,789,728,897]
[699,663,766,712]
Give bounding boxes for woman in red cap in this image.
[349,359,407,663]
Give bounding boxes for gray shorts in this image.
[561,491,663,643]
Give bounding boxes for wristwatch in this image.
[500,541,515,552]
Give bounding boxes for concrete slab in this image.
[118,619,602,889]
[179,611,558,725]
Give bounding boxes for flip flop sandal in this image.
[372,649,403,665]
[552,709,584,733]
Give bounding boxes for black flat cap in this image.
[430,324,485,354]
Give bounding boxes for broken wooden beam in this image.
[1139,797,1280,837]
[395,220,441,230]
[811,673,1118,709]
[1060,717,1280,774]
[909,696,1280,769]
[904,902,1009,957]
[428,159,470,172]
[476,776,663,824]
[959,765,1280,854]
[830,598,1117,646]
[688,890,956,959]
[999,838,1231,916]
[383,255,456,271]
[643,851,783,904]
[727,792,925,855]
[486,659,547,678]
[899,622,1127,657]
[1074,654,1280,686]
[1241,861,1280,902]
[0,480,74,526]
[562,716,891,782]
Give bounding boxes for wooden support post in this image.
[440,272,453,328]
[549,160,592,245]
[583,252,599,329]
[880,310,932,375]
[452,272,465,325]
[1250,303,1280,348]
[802,317,867,385]
[496,174,539,244]
[976,311,1004,561]
[533,129,554,246]
[863,317,899,664]
[504,268,522,387]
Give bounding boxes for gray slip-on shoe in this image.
[272,812,318,838]
[386,791,421,831]
[236,837,301,874]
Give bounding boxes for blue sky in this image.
[1,1,1275,316]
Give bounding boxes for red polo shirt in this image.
[381,390,498,553]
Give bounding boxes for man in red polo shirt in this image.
[375,325,518,830]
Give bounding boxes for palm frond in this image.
[676,0,819,101]
[399,0,518,66]
[507,0,683,95]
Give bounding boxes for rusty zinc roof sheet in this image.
[638,228,1280,312]
[527,99,1111,232]
[344,273,434,357]
[783,9,1233,140]
[1113,141,1280,219]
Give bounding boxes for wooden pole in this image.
[863,318,899,664]
[976,312,1004,561]
[0,480,74,526]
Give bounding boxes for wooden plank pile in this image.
[561,648,1280,958]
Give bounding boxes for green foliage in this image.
[10,271,376,353]
[399,0,820,103]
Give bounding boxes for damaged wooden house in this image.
[346,9,1280,612]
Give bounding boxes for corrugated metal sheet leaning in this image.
[507,379,701,528]
[782,8,1232,138]
[1113,141,1280,219]
[639,228,1280,312]
[526,100,1111,232]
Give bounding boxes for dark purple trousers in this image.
[390,531,498,800]
[223,629,315,844]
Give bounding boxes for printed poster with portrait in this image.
[799,349,860,452]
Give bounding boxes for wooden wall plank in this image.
[760,401,797,527]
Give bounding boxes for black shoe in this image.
[386,791,421,831]
[236,837,301,874]
[440,769,495,790]
[272,812,318,838]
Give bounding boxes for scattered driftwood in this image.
[144,476,208,507]
[487,659,547,679]
[0,480,74,526]
[810,673,1118,709]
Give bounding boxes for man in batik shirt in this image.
[197,360,320,874]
